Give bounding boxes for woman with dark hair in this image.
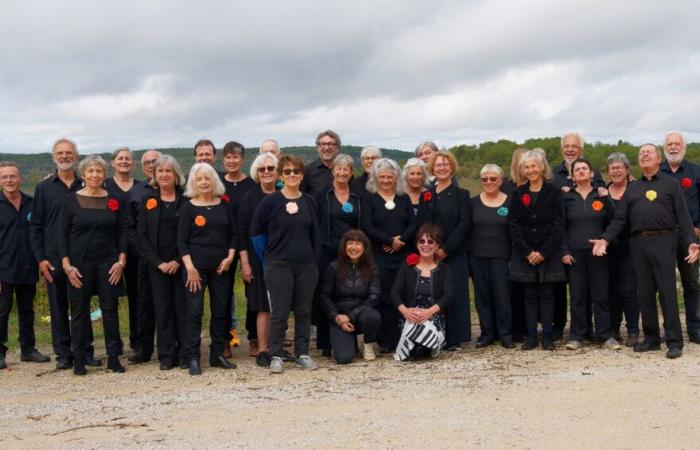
[508,150,565,351]
[178,163,238,375]
[391,224,452,361]
[562,158,619,350]
[361,158,417,353]
[320,229,381,364]
[58,155,127,375]
[251,154,321,374]
[314,153,361,356]
[137,155,188,370]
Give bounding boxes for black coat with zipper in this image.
[136,188,186,269]
[320,260,380,323]
[390,261,453,311]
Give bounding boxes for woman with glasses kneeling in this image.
[320,229,381,364]
[391,224,453,361]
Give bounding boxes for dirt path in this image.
[2,340,699,449]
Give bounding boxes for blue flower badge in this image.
[497,207,509,217]
[275,180,284,190]
[341,202,354,213]
[27,211,32,222]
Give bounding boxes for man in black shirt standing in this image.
[301,130,340,193]
[591,144,699,358]
[30,139,100,369]
[661,131,700,344]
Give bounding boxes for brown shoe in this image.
[222,341,232,359]
[249,339,259,357]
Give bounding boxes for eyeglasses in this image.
[481,176,499,183]
[418,238,435,245]
[318,141,338,148]
[433,163,451,168]
[257,165,276,173]
[143,159,158,166]
[0,174,19,181]
[362,156,379,161]
[282,168,302,176]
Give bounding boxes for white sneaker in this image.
[603,337,621,350]
[270,356,284,374]
[295,355,318,370]
[363,343,376,361]
[565,340,582,350]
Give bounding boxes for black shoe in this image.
[20,349,51,363]
[73,360,87,376]
[85,355,103,367]
[56,358,72,370]
[188,359,202,376]
[689,333,700,344]
[128,353,151,364]
[321,348,332,357]
[522,336,538,350]
[0,354,6,370]
[281,350,296,362]
[551,330,563,342]
[501,339,515,349]
[255,351,272,367]
[107,356,125,373]
[378,346,393,354]
[159,359,174,370]
[179,361,189,369]
[210,355,237,369]
[666,347,683,359]
[445,345,461,352]
[475,338,494,349]
[633,340,661,353]
[542,334,555,351]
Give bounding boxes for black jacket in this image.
[509,181,563,259]
[390,261,453,311]
[315,186,362,249]
[418,181,471,256]
[137,188,186,268]
[320,261,380,322]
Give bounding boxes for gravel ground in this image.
[2,336,699,449]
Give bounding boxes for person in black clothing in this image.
[605,153,640,346]
[301,130,340,193]
[402,158,429,217]
[661,131,700,343]
[361,158,417,353]
[350,146,381,197]
[469,164,513,349]
[0,162,50,370]
[561,159,619,351]
[127,149,162,364]
[178,163,238,375]
[251,155,321,374]
[137,155,188,371]
[238,152,279,366]
[104,147,141,352]
[420,151,471,350]
[509,150,566,351]
[313,154,361,356]
[391,224,453,361]
[592,144,700,359]
[320,229,381,364]
[30,138,100,369]
[58,155,128,375]
[221,141,257,355]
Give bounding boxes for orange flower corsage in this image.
[146,198,158,210]
[591,200,604,212]
[194,215,207,227]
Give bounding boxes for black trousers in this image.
[445,252,471,346]
[124,252,139,350]
[46,259,94,361]
[135,258,155,357]
[552,281,568,333]
[149,266,187,362]
[0,282,36,354]
[524,282,553,335]
[676,237,700,336]
[630,233,683,349]
[68,260,122,360]
[608,252,640,335]
[228,254,258,340]
[374,251,402,350]
[329,307,381,364]
[568,249,611,341]
[510,282,527,340]
[183,268,230,361]
[470,256,511,342]
[264,261,317,358]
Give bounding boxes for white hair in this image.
[184,162,225,198]
[249,153,279,183]
[400,158,429,192]
[366,158,403,194]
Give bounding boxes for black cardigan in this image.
[508,181,563,259]
[320,260,380,323]
[390,262,453,311]
[418,181,471,256]
[137,188,186,268]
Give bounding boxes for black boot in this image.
[522,334,538,350]
[188,359,202,376]
[73,357,87,376]
[0,353,6,370]
[107,356,125,373]
[542,333,555,350]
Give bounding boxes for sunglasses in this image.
[481,176,499,183]
[257,165,276,173]
[282,168,302,176]
[418,238,435,245]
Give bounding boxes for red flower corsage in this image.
[221,194,230,203]
[422,191,432,202]
[681,177,692,189]
[194,215,207,227]
[107,198,119,211]
[591,200,604,212]
[146,198,158,210]
[521,193,531,206]
[406,253,420,266]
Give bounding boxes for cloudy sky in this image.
[1,0,699,154]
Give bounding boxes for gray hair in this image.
[78,155,108,176]
[414,141,439,156]
[332,153,354,169]
[605,152,630,170]
[52,138,77,154]
[184,162,226,198]
[400,158,429,192]
[480,164,504,178]
[149,155,186,188]
[519,149,553,181]
[561,132,584,151]
[0,161,20,171]
[249,152,279,183]
[360,146,382,159]
[259,138,280,153]
[639,143,661,158]
[366,158,403,194]
[111,147,133,161]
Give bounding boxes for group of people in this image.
[1,130,699,377]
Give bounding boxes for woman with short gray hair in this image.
[351,146,382,196]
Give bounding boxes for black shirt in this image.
[316,187,361,250]
[661,159,700,227]
[607,184,632,256]
[350,172,369,197]
[30,171,82,262]
[562,190,613,251]
[601,170,696,248]
[0,192,37,283]
[223,176,256,214]
[127,181,154,255]
[157,200,179,262]
[105,177,142,253]
[553,161,605,189]
[418,181,471,256]
[469,195,511,259]
[177,201,237,270]
[301,158,333,193]
[360,192,417,254]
